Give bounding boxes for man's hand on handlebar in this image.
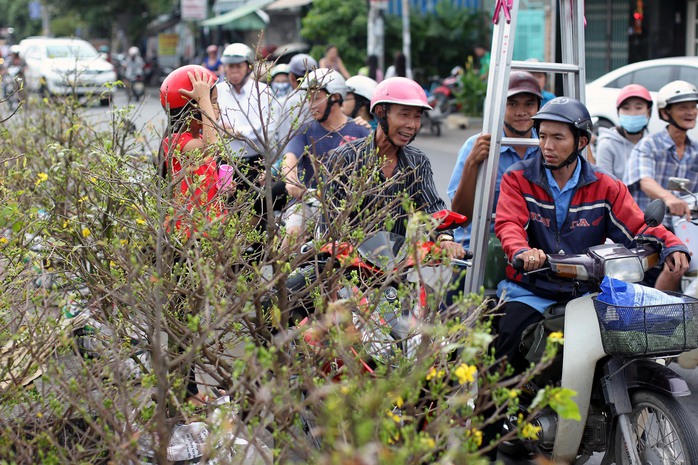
[664,193,692,221]
[664,251,690,277]
[439,240,466,259]
[516,248,547,272]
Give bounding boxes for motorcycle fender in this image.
[623,359,691,397]
[554,294,606,463]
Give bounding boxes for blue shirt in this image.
[545,158,582,229]
[447,131,539,248]
[498,159,582,313]
[286,119,370,188]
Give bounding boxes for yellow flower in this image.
[394,395,404,408]
[467,428,482,447]
[454,363,477,385]
[420,435,436,449]
[387,410,402,423]
[426,366,445,381]
[35,172,48,186]
[0,237,7,245]
[548,331,564,344]
[521,423,541,440]
[136,218,146,225]
[81,227,91,238]
[508,389,520,399]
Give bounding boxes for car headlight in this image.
[604,256,644,282]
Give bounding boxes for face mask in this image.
[619,114,649,133]
[271,82,290,96]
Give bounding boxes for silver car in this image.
[19,36,117,105]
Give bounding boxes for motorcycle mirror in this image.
[644,199,666,228]
[667,177,691,192]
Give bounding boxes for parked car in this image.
[19,36,117,106]
[586,56,698,138]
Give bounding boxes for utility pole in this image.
[41,1,51,37]
[401,0,411,75]
[367,0,387,74]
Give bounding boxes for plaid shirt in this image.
[624,129,698,216]
[326,135,447,237]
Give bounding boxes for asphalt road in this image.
[103,89,698,464]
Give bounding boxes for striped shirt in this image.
[326,135,447,237]
[624,129,698,223]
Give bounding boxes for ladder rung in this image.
[512,60,580,74]
[501,137,539,147]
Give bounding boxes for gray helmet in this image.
[288,53,318,76]
[221,43,254,65]
[300,68,348,99]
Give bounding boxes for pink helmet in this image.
[616,84,652,109]
[370,77,432,113]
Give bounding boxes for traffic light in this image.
[633,0,644,35]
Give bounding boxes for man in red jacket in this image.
[481,97,689,460]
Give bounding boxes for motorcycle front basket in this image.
[593,292,698,357]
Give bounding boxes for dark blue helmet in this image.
[531,97,593,140]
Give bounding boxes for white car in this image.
[585,56,698,138]
[19,36,117,105]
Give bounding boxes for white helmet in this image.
[221,43,254,65]
[346,75,378,101]
[657,80,698,109]
[128,46,140,57]
[300,68,348,99]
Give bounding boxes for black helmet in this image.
[531,97,592,171]
[532,97,593,140]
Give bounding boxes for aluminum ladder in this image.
[462,0,587,296]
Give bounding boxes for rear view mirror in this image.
[644,199,666,228]
[668,177,690,192]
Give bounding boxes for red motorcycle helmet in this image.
[370,77,433,114]
[160,64,219,112]
[616,84,652,109]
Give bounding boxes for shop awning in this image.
[200,0,274,28]
[266,0,313,10]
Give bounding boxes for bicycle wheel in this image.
[614,390,698,465]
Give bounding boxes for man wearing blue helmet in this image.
[479,97,689,460]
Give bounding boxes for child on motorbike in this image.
[595,84,652,181]
[159,64,228,405]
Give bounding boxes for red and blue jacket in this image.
[495,154,688,298]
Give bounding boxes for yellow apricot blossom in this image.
[454,363,477,385]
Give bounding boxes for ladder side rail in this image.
[462,2,520,296]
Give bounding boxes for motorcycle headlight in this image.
[604,256,644,282]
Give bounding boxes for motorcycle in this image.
[286,210,469,444]
[423,74,461,137]
[500,199,698,464]
[2,65,24,110]
[129,73,145,102]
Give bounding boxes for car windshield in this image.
[46,42,99,59]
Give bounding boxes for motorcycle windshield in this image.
[356,231,407,271]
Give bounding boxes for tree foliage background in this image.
[300,0,491,81]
